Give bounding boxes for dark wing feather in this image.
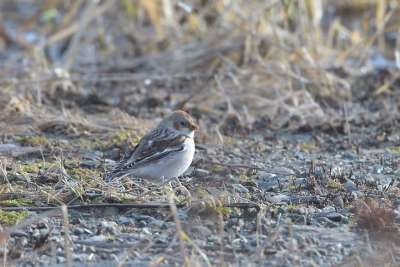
[127,128,185,164]
[106,128,185,180]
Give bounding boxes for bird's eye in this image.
[180,121,187,127]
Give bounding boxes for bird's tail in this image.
[103,159,123,182]
[104,162,134,182]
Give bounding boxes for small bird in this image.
[106,110,198,182]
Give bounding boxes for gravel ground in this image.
[1,2,400,266]
[3,120,400,266]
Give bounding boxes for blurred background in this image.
[0,0,400,132]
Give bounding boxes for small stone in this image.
[321,206,335,213]
[137,220,147,228]
[56,256,65,263]
[344,180,357,192]
[333,195,344,209]
[271,166,296,175]
[269,194,290,203]
[70,217,82,225]
[232,183,249,193]
[84,235,108,242]
[190,225,212,237]
[118,216,132,225]
[103,207,119,217]
[326,212,347,223]
[98,221,119,235]
[73,227,85,235]
[83,228,93,235]
[341,152,356,160]
[297,207,307,214]
[207,235,220,244]
[294,178,307,185]
[142,227,152,235]
[193,168,210,177]
[147,218,164,228]
[375,166,384,174]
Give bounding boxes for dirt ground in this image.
[1,1,400,267]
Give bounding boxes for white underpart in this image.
[129,131,195,180]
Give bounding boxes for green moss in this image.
[111,130,130,143]
[239,174,249,181]
[123,0,138,16]
[16,135,49,146]
[299,142,316,151]
[206,203,231,216]
[387,147,400,153]
[0,210,29,225]
[0,199,33,207]
[20,162,44,173]
[210,165,225,173]
[287,204,298,212]
[327,179,344,190]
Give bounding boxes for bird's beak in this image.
[189,122,199,131]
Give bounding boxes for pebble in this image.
[294,178,307,185]
[137,220,147,228]
[193,168,210,177]
[103,207,119,217]
[232,183,249,193]
[271,166,296,175]
[84,235,108,242]
[321,206,335,213]
[73,227,85,235]
[56,256,65,263]
[344,180,357,192]
[98,221,119,235]
[341,151,356,160]
[326,212,347,223]
[141,227,152,235]
[190,225,212,237]
[269,194,290,203]
[333,195,344,209]
[118,216,132,225]
[374,166,384,174]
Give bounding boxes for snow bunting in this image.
[106,110,198,181]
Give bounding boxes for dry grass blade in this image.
[61,205,72,267]
[168,191,189,265]
[42,0,113,50]
[0,226,8,267]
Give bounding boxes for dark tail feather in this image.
[104,166,131,182]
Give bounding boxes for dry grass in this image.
[0,0,399,131]
[355,198,399,243]
[1,0,400,266]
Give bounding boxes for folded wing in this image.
[106,128,186,180]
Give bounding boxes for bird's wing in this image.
[107,128,186,179]
[126,127,186,166]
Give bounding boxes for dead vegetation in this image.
[1,0,400,266]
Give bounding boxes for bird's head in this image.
[160,110,199,137]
